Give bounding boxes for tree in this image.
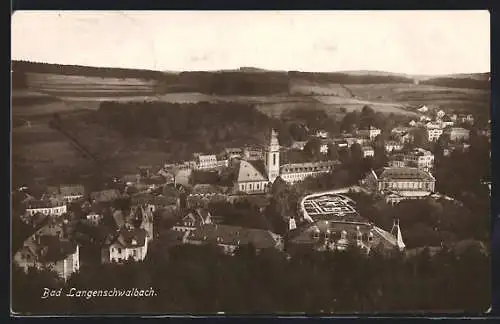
[359,105,376,129]
[303,138,322,159]
[327,143,339,160]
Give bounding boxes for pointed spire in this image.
[391,219,405,250]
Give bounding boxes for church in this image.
[234,129,339,194]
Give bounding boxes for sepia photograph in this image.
[11,10,492,315]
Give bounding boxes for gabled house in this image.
[101,226,149,264]
[172,209,213,233]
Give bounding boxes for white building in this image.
[362,146,375,158]
[384,141,404,153]
[427,128,444,142]
[315,130,329,139]
[102,227,149,263]
[25,199,67,217]
[417,105,429,113]
[403,148,435,171]
[362,167,436,205]
[444,127,470,142]
[357,126,381,140]
[436,110,446,119]
[195,154,218,170]
[234,129,339,191]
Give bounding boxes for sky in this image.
[11,10,490,75]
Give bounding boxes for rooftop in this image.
[25,199,65,209]
[187,224,281,250]
[378,167,435,181]
[236,160,267,182]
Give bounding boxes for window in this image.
[257,183,260,189]
[118,248,122,254]
[273,153,276,166]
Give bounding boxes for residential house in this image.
[101,226,149,263]
[224,148,243,159]
[315,130,329,139]
[362,146,375,158]
[357,126,381,140]
[195,154,219,170]
[243,145,264,161]
[362,167,436,205]
[290,140,308,150]
[85,213,103,226]
[441,115,455,128]
[183,224,284,255]
[14,221,79,281]
[419,116,431,122]
[384,141,404,153]
[436,109,446,120]
[417,105,429,113]
[172,209,212,233]
[409,120,418,127]
[425,124,444,142]
[403,148,435,171]
[59,185,85,203]
[444,127,470,142]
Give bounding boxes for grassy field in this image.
[12,68,490,189]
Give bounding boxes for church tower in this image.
[265,129,280,183]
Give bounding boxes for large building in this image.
[183,224,284,255]
[401,148,435,171]
[24,199,67,218]
[444,127,470,142]
[426,127,444,142]
[234,129,340,193]
[289,192,405,253]
[357,126,381,140]
[362,167,436,204]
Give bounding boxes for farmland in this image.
[11,61,490,189]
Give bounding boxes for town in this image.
[13,103,491,298]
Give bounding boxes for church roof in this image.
[236,160,268,182]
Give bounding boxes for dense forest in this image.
[288,71,415,84]
[11,244,491,315]
[421,76,490,90]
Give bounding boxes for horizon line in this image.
[11,59,491,78]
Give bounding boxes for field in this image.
[11,64,490,189]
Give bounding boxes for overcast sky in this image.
[11,10,490,75]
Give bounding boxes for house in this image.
[402,148,435,171]
[426,128,444,142]
[409,120,418,127]
[417,105,429,113]
[24,199,67,217]
[315,130,329,139]
[14,222,80,281]
[195,154,218,170]
[362,146,375,158]
[436,109,446,119]
[243,145,264,161]
[172,209,212,233]
[290,140,308,150]
[384,141,404,153]
[357,126,381,140]
[419,116,431,122]
[441,115,455,128]
[183,224,284,255]
[288,218,405,254]
[59,185,85,203]
[444,127,470,142]
[362,167,436,205]
[224,148,243,159]
[388,155,406,168]
[85,213,103,226]
[141,176,166,191]
[319,140,329,155]
[101,226,149,263]
[234,160,269,194]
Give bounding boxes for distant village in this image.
[13,104,491,281]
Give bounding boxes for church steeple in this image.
[265,128,280,183]
[391,219,405,251]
